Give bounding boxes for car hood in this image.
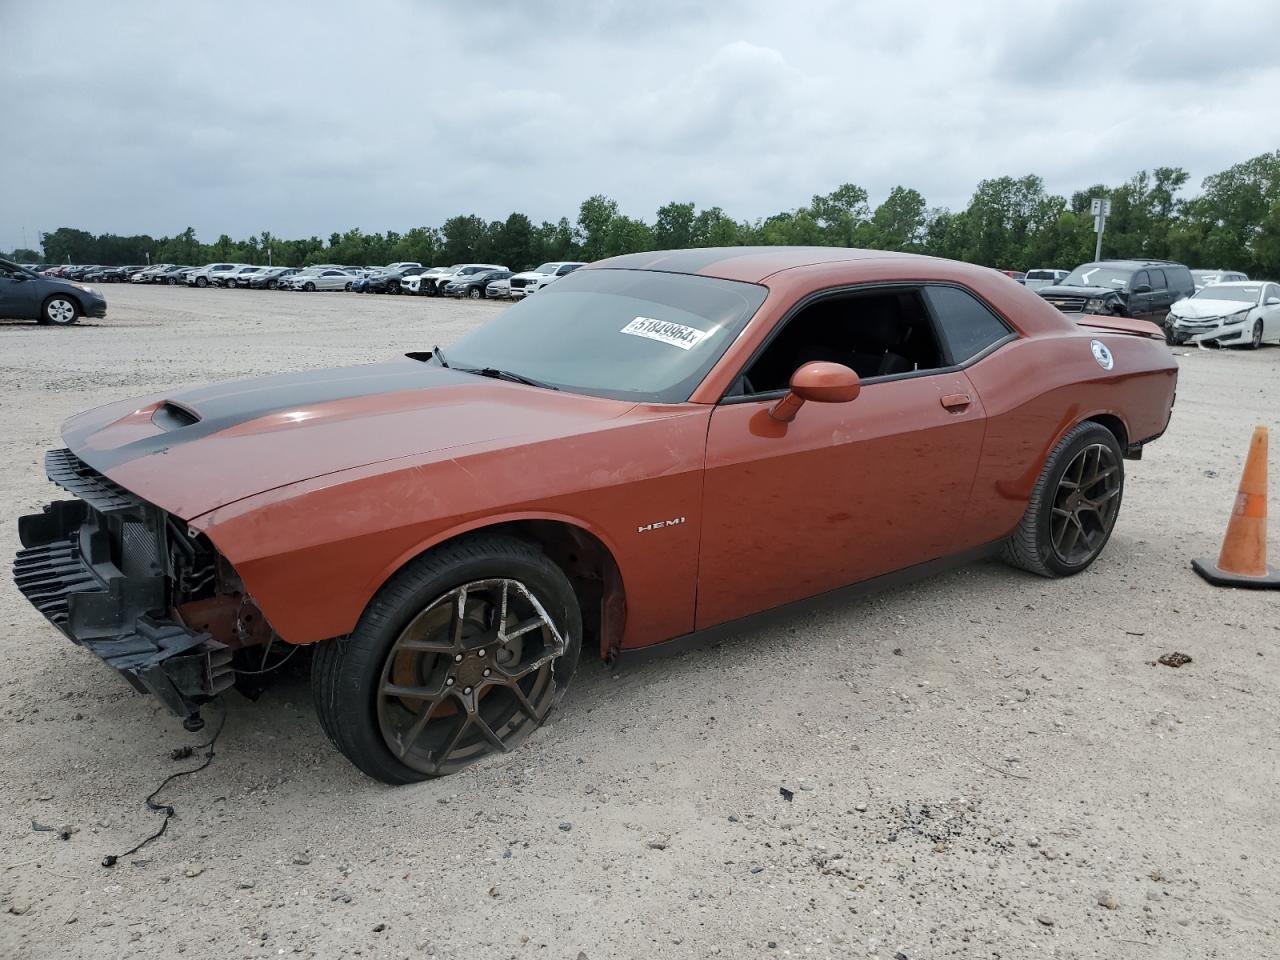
[1170,299,1253,320]
[1036,284,1123,298]
[62,357,636,520]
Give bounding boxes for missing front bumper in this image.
[14,489,232,721]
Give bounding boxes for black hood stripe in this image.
[67,356,474,472]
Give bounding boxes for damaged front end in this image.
[12,449,268,729]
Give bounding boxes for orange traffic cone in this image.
[1193,426,1280,588]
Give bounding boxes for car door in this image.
[695,284,991,630]
[0,263,40,319]
[1146,268,1173,323]
[1126,270,1155,321]
[1264,283,1280,341]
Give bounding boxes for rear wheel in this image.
[344,282,352,291]
[42,295,80,326]
[1002,421,1124,578]
[313,535,581,784]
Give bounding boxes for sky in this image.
[3,0,1279,252]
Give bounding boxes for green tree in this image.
[576,195,619,261]
[653,202,697,249]
[869,186,928,250]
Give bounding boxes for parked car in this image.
[283,268,356,292]
[62,265,100,281]
[485,277,512,299]
[1166,281,1280,349]
[157,266,195,285]
[218,265,267,288]
[384,262,422,273]
[424,263,509,296]
[12,247,1178,782]
[186,263,241,288]
[129,265,169,283]
[246,267,297,290]
[0,256,107,325]
[1022,268,1068,291]
[1035,259,1195,331]
[1191,268,1248,291]
[400,266,450,295]
[444,269,513,299]
[508,261,586,297]
[998,269,1026,283]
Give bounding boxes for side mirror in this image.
[769,361,861,423]
[1267,297,1280,306]
[1131,283,1153,294]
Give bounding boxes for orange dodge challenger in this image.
[14,248,1177,783]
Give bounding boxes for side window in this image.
[739,288,947,394]
[1267,284,1280,303]
[923,285,1014,364]
[1131,270,1150,291]
[1148,268,1167,291]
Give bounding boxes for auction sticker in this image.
[620,317,711,351]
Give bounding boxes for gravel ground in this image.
[1,285,1278,960]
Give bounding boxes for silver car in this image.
[285,268,356,292]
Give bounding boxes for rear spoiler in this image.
[1073,314,1166,339]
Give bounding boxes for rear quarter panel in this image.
[961,329,1177,544]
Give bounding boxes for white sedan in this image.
[1167,281,1280,349]
[283,269,356,292]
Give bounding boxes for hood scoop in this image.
[152,401,202,431]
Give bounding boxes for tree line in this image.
[11,150,1280,279]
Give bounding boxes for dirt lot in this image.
[1,284,1278,959]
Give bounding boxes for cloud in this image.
[2,0,1278,252]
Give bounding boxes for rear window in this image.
[923,285,1014,364]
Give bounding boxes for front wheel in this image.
[468,287,482,300]
[312,535,581,783]
[42,295,80,326]
[227,278,238,288]
[195,276,208,288]
[304,281,316,292]
[1247,320,1263,350]
[1002,421,1124,578]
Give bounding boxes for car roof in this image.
[1202,281,1261,289]
[588,246,947,284]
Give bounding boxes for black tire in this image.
[312,534,582,784]
[1247,320,1263,350]
[304,281,315,292]
[1001,421,1124,578]
[468,287,482,300]
[267,280,277,290]
[344,282,352,291]
[167,277,177,285]
[195,276,208,288]
[41,295,80,326]
[227,278,238,289]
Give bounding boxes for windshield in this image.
[1025,270,1058,280]
[532,263,558,274]
[445,269,767,403]
[1061,264,1133,288]
[1194,284,1260,304]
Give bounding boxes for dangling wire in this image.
[101,702,227,868]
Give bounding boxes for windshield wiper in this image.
[460,367,560,391]
[432,345,449,368]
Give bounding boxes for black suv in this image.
[0,257,108,325]
[1035,260,1194,330]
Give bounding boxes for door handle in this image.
[940,393,971,410]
